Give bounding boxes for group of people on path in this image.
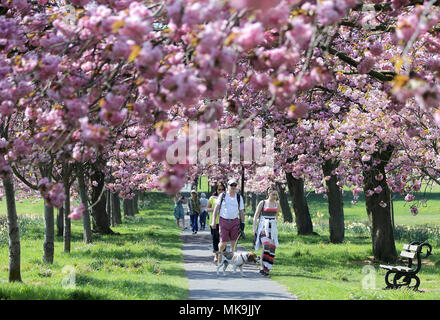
[173,190,209,234]
[173,178,281,277]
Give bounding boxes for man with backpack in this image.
[210,178,245,255]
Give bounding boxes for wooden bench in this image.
[379,241,432,291]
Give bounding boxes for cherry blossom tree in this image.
[2,0,440,278]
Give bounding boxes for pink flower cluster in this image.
[99,94,127,127]
[68,203,85,220]
[38,178,66,208]
[317,0,357,26]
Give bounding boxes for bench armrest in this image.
[410,241,432,259]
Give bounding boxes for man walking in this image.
[210,178,245,254]
[189,190,201,234]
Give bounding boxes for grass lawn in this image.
[0,193,188,300]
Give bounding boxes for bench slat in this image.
[403,244,419,252]
[400,250,417,259]
[380,265,413,272]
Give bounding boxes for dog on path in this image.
[216,251,258,277]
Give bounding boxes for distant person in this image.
[188,190,201,234]
[211,178,245,255]
[253,186,279,276]
[206,182,225,263]
[199,193,209,231]
[173,192,186,230]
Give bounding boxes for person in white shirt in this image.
[210,178,245,254]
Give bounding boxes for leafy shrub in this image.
[345,222,371,236]
[0,214,44,247]
[393,224,440,245]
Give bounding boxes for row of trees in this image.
[1,0,440,282]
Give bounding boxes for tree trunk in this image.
[323,159,345,244]
[133,191,139,214]
[90,169,114,234]
[362,147,397,263]
[123,198,134,217]
[56,206,64,237]
[111,192,122,224]
[3,176,22,282]
[285,172,315,235]
[76,164,92,243]
[251,193,257,213]
[241,167,245,206]
[276,182,293,223]
[106,190,111,223]
[43,202,54,264]
[63,181,71,253]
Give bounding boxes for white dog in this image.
[216,251,258,277]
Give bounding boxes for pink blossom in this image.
[287,103,309,119]
[361,154,371,162]
[69,203,85,220]
[357,57,375,74]
[410,206,419,216]
[374,185,383,194]
[369,42,383,56]
[396,15,418,42]
[230,0,281,11]
[379,201,387,208]
[233,22,264,51]
[317,0,348,26]
[404,193,415,202]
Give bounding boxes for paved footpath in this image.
[180,220,298,300]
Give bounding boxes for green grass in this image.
[0,193,188,300]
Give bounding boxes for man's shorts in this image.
[219,217,240,242]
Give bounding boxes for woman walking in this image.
[173,192,186,230]
[206,182,225,263]
[253,187,279,276]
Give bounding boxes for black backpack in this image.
[218,192,241,211]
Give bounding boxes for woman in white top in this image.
[253,186,279,276]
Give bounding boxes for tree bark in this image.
[106,190,111,222]
[276,182,293,223]
[133,191,139,214]
[63,181,71,253]
[251,193,257,213]
[3,175,22,282]
[111,192,122,225]
[323,159,345,244]
[362,146,397,263]
[56,206,64,237]
[76,164,92,243]
[43,202,54,264]
[90,168,114,234]
[123,198,134,217]
[285,172,315,235]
